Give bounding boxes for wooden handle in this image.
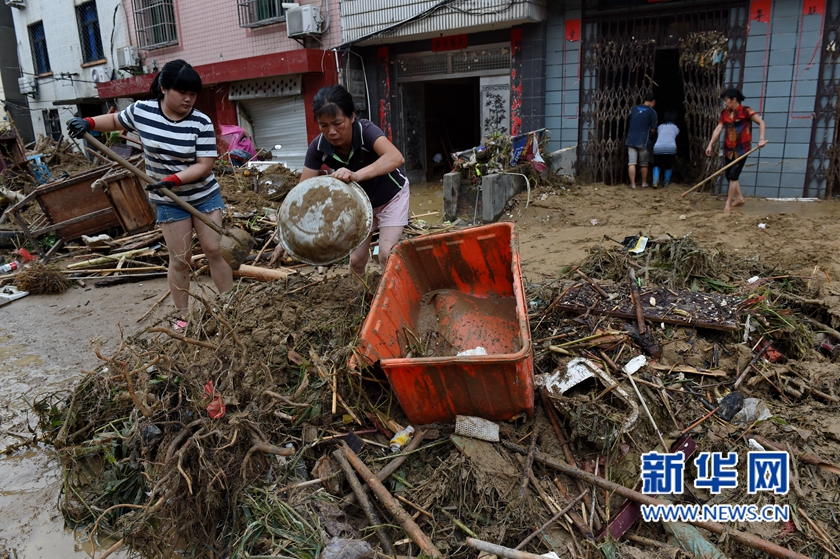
[681,143,764,198]
[82,132,225,236]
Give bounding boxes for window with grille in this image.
[28,21,51,75]
[43,109,61,141]
[237,0,286,28]
[132,0,178,50]
[76,2,104,63]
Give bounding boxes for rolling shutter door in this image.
[238,96,308,172]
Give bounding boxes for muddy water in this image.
[0,280,164,557]
[408,181,445,219]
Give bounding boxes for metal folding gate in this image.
[806,0,840,198]
[578,2,748,185]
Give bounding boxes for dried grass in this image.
[14,263,71,294]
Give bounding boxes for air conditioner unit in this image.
[17,76,35,94]
[116,46,139,70]
[4,0,25,9]
[286,4,322,38]
[90,66,112,84]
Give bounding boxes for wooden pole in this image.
[340,444,441,557]
[232,264,295,282]
[681,144,763,197]
[343,429,427,506]
[332,449,393,555]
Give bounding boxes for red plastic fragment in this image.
[204,381,225,419]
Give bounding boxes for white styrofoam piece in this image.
[624,355,648,376]
[0,286,29,306]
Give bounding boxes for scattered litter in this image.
[627,236,648,254]
[457,346,488,356]
[0,285,29,306]
[717,391,744,421]
[624,354,647,375]
[731,398,773,424]
[747,276,760,283]
[748,438,766,451]
[455,415,500,442]
[389,425,415,453]
[758,223,767,229]
[678,214,687,220]
[321,538,373,559]
[540,357,597,394]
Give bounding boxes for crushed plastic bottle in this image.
[389,425,415,453]
[0,261,19,274]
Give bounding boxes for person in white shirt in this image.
[652,110,679,187]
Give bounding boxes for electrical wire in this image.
[109,3,121,80]
[447,0,516,16]
[335,0,458,50]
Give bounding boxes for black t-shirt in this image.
[303,118,407,208]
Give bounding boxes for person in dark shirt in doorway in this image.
[625,93,658,189]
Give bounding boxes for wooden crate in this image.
[99,166,156,233]
[35,166,122,240]
[5,159,156,260]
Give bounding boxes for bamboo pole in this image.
[340,444,441,557]
[60,266,165,274]
[67,248,156,269]
[681,144,763,197]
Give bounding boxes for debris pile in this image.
[25,234,840,559]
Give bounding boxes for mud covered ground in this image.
[2,177,840,558]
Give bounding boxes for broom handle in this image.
[681,143,763,198]
[82,132,226,236]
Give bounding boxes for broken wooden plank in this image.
[553,283,741,332]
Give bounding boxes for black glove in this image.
[67,117,93,139]
[146,179,178,193]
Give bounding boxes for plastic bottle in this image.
[389,426,415,453]
[0,261,19,274]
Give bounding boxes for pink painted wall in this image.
[122,0,342,69]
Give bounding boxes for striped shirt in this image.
[118,100,219,206]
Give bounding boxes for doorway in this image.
[423,78,480,182]
[652,48,689,182]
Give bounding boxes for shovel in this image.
[83,132,254,269]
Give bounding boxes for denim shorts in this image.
[155,190,226,223]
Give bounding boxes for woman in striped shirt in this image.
[68,60,231,325]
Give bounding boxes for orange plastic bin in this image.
[357,222,534,424]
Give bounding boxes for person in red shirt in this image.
[705,88,767,211]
